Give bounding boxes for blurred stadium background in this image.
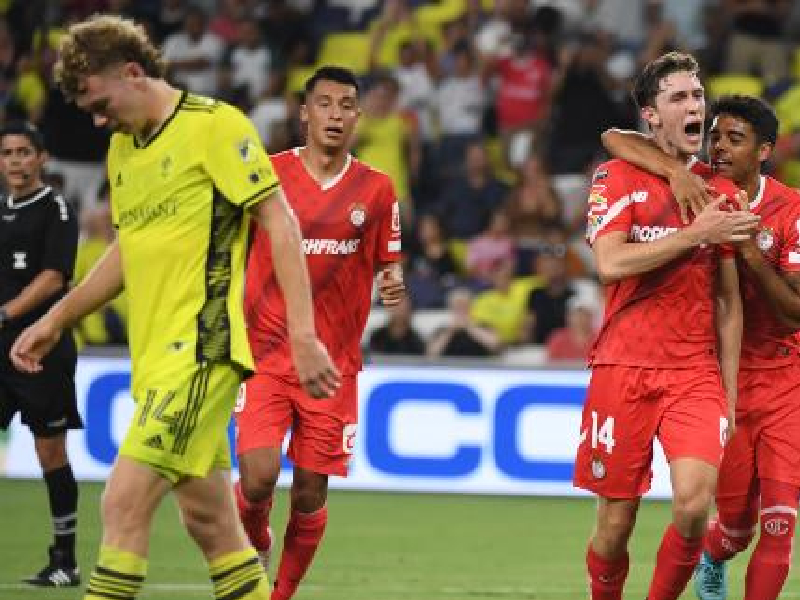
[3,0,800,598]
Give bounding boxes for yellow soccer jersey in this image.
[107,92,279,394]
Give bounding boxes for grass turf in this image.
[1,479,798,599]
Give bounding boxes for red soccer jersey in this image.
[244,149,402,378]
[736,174,800,368]
[586,159,738,368]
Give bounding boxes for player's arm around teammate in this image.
[602,128,716,222]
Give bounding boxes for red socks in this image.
[272,506,328,600]
[744,480,799,600]
[587,546,629,600]
[646,524,703,600]
[234,480,274,551]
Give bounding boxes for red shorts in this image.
[716,365,800,499]
[234,373,358,476]
[574,365,727,498]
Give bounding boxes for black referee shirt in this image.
[0,186,78,333]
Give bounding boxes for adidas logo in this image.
[48,568,78,586]
[144,435,164,450]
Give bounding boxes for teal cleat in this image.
[693,551,727,600]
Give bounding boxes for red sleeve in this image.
[779,192,800,272]
[586,161,637,246]
[376,176,402,264]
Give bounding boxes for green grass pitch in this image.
[1,479,798,599]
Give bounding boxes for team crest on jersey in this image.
[756,227,774,252]
[349,203,366,227]
[237,137,259,163]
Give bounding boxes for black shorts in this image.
[0,332,82,437]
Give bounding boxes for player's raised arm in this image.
[715,254,743,442]
[250,191,341,398]
[602,128,714,223]
[11,241,123,372]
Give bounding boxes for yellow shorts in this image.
[120,362,242,483]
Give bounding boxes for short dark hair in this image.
[304,66,359,98]
[0,121,45,152]
[710,94,778,146]
[633,51,700,109]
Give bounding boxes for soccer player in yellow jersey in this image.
[10,14,341,600]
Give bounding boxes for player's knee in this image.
[596,509,637,551]
[291,471,328,513]
[672,488,714,534]
[34,437,68,471]
[239,469,278,504]
[101,485,151,533]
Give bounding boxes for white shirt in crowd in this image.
[162,31,224,96]
[230,45,272,103]
[435,75,486,136]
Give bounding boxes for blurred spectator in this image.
[368,296,426,355]
[427,287,501,357]
[406,213,460,308]
[224,18,272,107]
[208,0,248,44]
[546,296,597,362]
[0,20,18,121]
[488,19,554,165]
[40,73,109,208]
[433,41,486,176]
[466,207,516,284]
[355,73,420,207]
[11,54,47,122]
[73,184,127,346]
[259,0,313,65]
[368,0,433,70]
[473,0,527,60]
[588,0,647,54]
[153,0,187,43]
[392,39,436,141]
[723,0,793,89]
[162,6,223,96]
[695,2,730,77]
[658,0,708,51]
[525,246,574,344]
[435,141,510,239]
[249,71,289,150]
[545,31,633,175]
[470,256,541,345]
[437,17,471,77]
[507,156,563,242]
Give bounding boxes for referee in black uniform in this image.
[0,121,81,586]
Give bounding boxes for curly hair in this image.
[55,14,166,100]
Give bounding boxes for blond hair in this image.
[55,14,166,99]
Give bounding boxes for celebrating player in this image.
[0,121,81,586]
[10,15,339,600]
[573,52,760,600]
[603,96,800,600]
[233,66,403,600]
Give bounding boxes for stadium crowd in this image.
[2,0,800,363]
